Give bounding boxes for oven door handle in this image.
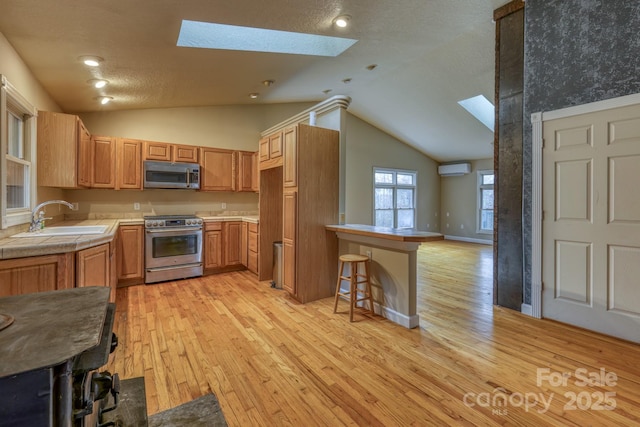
[146,227,202,234]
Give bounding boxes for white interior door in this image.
[542,102,640,343]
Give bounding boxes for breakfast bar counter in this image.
[326,224,443,328]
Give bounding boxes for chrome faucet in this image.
[29,200,75,232]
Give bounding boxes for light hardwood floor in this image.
[108,240,640,426]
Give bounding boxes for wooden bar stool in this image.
[333,254,374,322]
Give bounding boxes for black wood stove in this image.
[0,287,120,426]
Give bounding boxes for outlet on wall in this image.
[460,224,464,229]
[72,202,79,211]
[221,202,227,210]
[366,250,372,260]
[133,203,140,210]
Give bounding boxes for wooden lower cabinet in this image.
[204,223,223,269]
[204,220,253,274]
[241,222,248,267]
[116,225,144,285]
[0,253,74,297]
[76,243,114,302]
[282,191,297,294]
[247,223,259,274]
[224,222,242,266]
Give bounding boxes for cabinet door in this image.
[224,221,242,266]
[241,222,248,267]
[77,244,110,288]
[259,137,270,162]
[283,126,297,188]
[237,151,254,192]
[251,151,259,192]
[117,225,144,281]
[92,136,116,188]
[37,111,78,188]
[247,223,259,274]
[77,119,92,187]
[205,230,223,269]
[283,191,297,295]
[144,141,172,161]
[117,138,142,189]
[0,254,74,297]
[173,144,199,163]
[200,148,236,191]
[269,132,283,159]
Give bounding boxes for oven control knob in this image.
[153,221,158,226]
[196,219,202,225]
[186,219,191,225]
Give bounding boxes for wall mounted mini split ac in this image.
[438,162,471,176]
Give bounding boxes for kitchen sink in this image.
[12,225,109,237]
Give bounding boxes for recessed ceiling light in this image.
[96,96,113,105]
[342,78,352,84]
[87,79,109,88]
[249,93,259,99]
[366,64,378,71]
[79,56,103,67]
[334,15,351,28]
[177,20,357,57]
[262,80,275,87]
[322,89,332,94]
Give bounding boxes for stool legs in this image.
[333,258,374,322]
[333,260,346,313]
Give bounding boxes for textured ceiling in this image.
[0,0,509,162]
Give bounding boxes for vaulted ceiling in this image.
[0,0,508,162]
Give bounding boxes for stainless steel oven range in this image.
[144,215,203,284]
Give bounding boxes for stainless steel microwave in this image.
[143,160,200,189]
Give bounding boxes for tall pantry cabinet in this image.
[278,124,339,303]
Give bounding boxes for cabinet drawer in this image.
[248,222,258,234]
[205,221,222,231]
[248,232,258,253]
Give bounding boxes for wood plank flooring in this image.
[108,240,640,426]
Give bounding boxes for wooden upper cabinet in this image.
[143,140,198,163]
[117,138,142,190]
[237,150,255,192]
[143,140,172,161]
[283,126,298,188]
[259,136,270,162]
[77,120,92,187]
[173,144,199,163]
[200,148,236,191]
[37,111,92,188]
[251,151,259,192]
[259,131,284,170]
[270,132,283,159]
[91,136,116,188]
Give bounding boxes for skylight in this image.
[177,20,358,57]
[458,95,495,132]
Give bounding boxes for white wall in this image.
[345,113,440,232]
[440,158,493,242]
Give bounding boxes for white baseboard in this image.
[521,303,533,316]
[336,293,419,329]
[444,235,493,245]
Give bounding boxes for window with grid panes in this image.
[477,170,494,233]
[373,168,416,229]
